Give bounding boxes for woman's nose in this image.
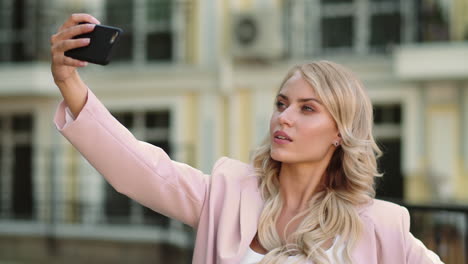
[278,108,294,126]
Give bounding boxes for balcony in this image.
[394,42,468,81]
[401,201,467,263]
[0,63,57,97]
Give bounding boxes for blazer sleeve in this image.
[54,87,214,228]
[401,207,445,264]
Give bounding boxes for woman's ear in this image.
[334,133,342,146]
[336,132,342,141]
[332,132,342,147]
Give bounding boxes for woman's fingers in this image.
[50,23,95,45]
[52,49,88,67]
[63,56,88,68]
[52,38,90,54]
[51,38,90,67]
[58,13,100,32]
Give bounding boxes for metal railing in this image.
[401,201,468,264]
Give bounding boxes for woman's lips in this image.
[273,137,291,144]
[273,130,292,144]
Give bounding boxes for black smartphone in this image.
[65,24,123,65]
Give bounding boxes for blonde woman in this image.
[51,14,443,264]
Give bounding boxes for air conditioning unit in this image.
[231,9,284,60]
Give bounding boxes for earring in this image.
[333,141,340,147]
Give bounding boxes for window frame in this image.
[0,110,35,221]
[103,0,187,64]
[58,94,190,246]
[0,0,38,62]
[284,0,416,57]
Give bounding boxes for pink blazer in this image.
[54,88,443,264]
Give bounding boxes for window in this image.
[369,0,401,52]
[284,0,413,56]
[321,0,353,3]
[105,0,173,62]
[321,16,354,48]
[320,1,355,52]
[147,0,173,61]
[106,0,134,61]
[0,123,2,216]
[104,110,171,227]
[0,113,34,220]
[370,13,401,51]
[373,104,403,200]
[417,0,450,42]
[373,104,402,124]
[0,0,38,62]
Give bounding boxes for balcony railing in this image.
[281,0,459,58]
[1,194,467,263]
[400,201,468,264]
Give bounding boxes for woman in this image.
[51,14,443,264]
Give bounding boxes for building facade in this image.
[0,0,467,263]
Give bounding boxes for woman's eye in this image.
[275,101,286,110]
[302,105,314,112]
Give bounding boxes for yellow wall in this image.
[405,170,432,202]
[66,146,80,223]
[238,88,252,162]
[452,0,468,40]
[183,92,199,167]
[455,159,468,201]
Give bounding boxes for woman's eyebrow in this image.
[277,93,323,105]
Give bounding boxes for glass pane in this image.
[147,32,172,61]
[12,41,30,62]
[106,0,133,61]
[0,43,8,62]
[112,112,134,128]
[321,0,353,3]
[370,0,399,2]
[12,144,33,219]
[373,106,383,124]
[370,13,401,51]
[375,138,403,200]
[321,16,353,48]
[147,0,172,24]
[145,111,170,128]
[0,8,7,30]
[0,144,2,195]
[417,0,450,42]
[148,140,171,157]
[106,0,133,26]
[112,33,133,61]
[12,0,25,30]
[12,114,32,132]
[373,105,401,124]
[143,206,170,227]
[104,183,131,224]
[393,105,401,124]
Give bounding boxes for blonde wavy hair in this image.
[251,61,382,264]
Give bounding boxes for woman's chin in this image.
[270,151,288,163]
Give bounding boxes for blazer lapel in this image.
[231,176,264,263]
[240,178,263,240]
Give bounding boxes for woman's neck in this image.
[278,160,330,213]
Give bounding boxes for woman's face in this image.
[269,71,339,165]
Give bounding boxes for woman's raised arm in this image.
[50,13,100,118]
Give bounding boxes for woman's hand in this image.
[50,13,100,84]
[50,13,101,118]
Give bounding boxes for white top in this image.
[239,237,344,264]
